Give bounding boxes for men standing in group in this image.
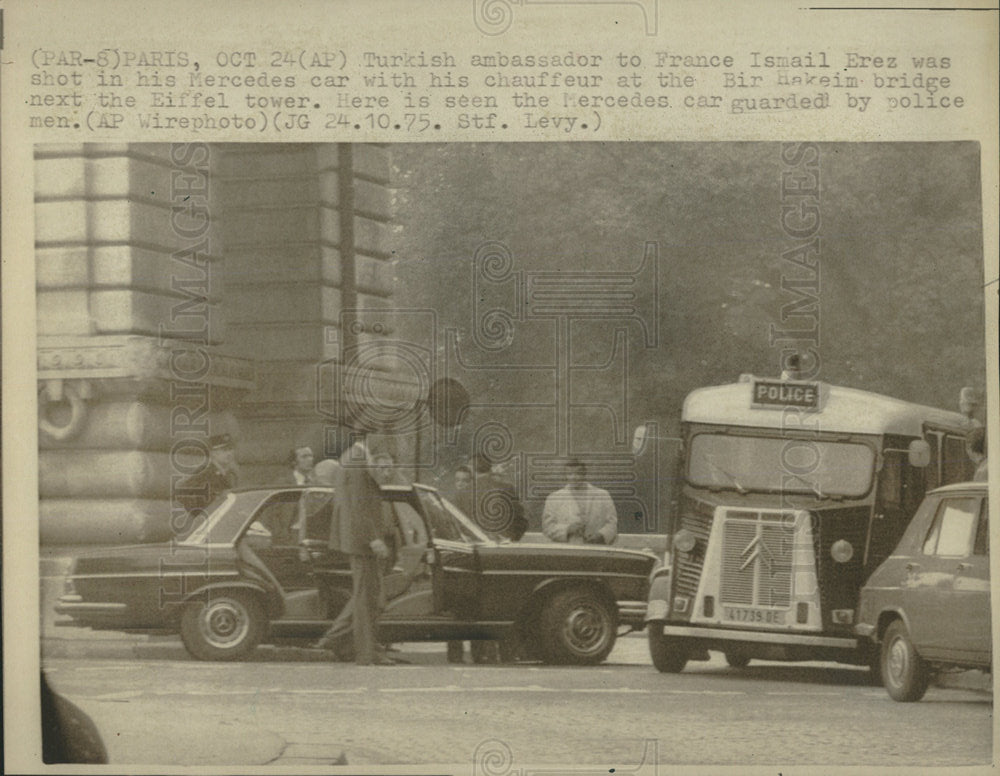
[542,459,618,545]
[456,454,527,542]
[317,435,393,665]
[175,434,239,526]
[448,455,527,663]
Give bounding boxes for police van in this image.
[642,374,977,674]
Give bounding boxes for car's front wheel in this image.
[180,590,266,661]
[648,624,688,673]
[539,588,617,665]
[881,620,930,702]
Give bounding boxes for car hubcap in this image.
[887,636,908,685]
[201,600,249,648]
[563,602,609,654]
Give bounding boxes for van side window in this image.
[880,448,924,514]
[923,497,979,557]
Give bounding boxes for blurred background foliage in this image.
[389,142,986,485]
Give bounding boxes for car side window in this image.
[922,497,979,557]
[973,499,989,556]
[301,490,334,542]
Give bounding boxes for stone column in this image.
[36,143,254,545]
[218,144,397,484]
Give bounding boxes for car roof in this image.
[927,481,989,495]
[226,483,432,495]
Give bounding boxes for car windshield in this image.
[415,488,491,544]
[687,433,876,498]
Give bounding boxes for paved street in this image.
[41,635,992,769]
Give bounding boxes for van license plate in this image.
[723,607,785,625]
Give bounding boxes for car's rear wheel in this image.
[881,620,930,702]
[725,651,751,668]
[648,624,688,673]
[539,588,617,665]
[180,590,266,661]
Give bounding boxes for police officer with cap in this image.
[176,433,240,518]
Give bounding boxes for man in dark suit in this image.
[317,436,392,665]
[289,445,316,485]
[175,434,239,533]
[463,454,527,541]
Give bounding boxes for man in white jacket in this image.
[541,459,618,545]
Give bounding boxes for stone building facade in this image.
[36,143,396,546]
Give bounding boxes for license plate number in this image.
[723,607,785,625]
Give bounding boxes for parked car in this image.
[856,481,990,701]
[56,484,657,664]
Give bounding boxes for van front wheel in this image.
[648,625,688,673]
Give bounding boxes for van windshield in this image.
[687,433,875,498]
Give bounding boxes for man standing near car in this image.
[176,434,239,524]
[542,459,618,545]
[318,436,392,665]
[289,445,316,485]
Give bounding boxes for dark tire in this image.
[180,590,266,661]
[470,641,500,664]
[881,620,930,702]
[725,651,751,668]
[539,588,617,665]
[498,632,521,664]
[648,625,688,673]
[866,641,883,686]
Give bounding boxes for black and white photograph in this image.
[31,140,991,768]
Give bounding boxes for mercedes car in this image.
[56,484,658,664]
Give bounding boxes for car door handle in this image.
[956,562,973,572]
[905,562,921,572]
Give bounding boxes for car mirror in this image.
[908,439,931,468]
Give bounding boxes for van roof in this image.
[683,378,969,437]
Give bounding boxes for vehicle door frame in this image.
[948,493,990,662]
[411,485,481,618]
[909,493,982,660]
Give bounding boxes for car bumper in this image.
[659,623,857,649]
[855,622,876,639]
[55,596,128,620]
[617,600,648,625]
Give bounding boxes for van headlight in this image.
[673,529,697,553]
[830,540,853,563]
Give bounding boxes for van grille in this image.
[673,498,715,599]
[719,511,794,608]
